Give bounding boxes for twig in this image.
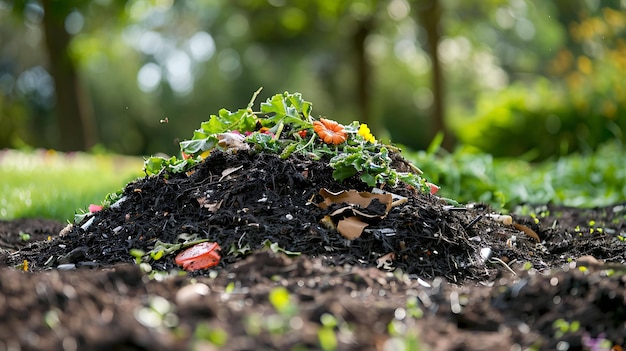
[464,215,483,230]
[489,257,517,276]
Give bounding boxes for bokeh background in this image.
[1,0,625,159]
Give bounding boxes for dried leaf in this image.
[336,216,369,240]
[317,188,392,214]
[219,165,244,181]
[376,252,396,270]
[204,200,223,212]
[197,198,223,212]
[370,188,408,207]
[329,207,385,221]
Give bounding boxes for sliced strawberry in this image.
[89,204,103,213]
[175,242,221,271]
[425,182,440,195]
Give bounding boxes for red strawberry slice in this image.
[175,242,221,271]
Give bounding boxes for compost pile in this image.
[1,149,626,350]
[2,90,626,350]
[9,150,528,282]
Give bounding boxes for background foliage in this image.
[1,0,625,159]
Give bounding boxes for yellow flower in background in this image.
[358,124,376,143]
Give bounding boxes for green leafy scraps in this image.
[228,242,252,257]
[144,155,194,177]
[144,89,429,192]
[262,239,300,256]
[135,233,209,263]
[260,91,312,128]
[329,123,423,188]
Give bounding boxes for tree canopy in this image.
[0,0,624,158]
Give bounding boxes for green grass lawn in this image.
[0,149,143,222]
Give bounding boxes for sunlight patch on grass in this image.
[0,149,143,222]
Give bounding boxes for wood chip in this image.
[513,222,540,242]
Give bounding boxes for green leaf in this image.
[247,133,281,153]
[262,239,300,256]
[167,158,192,174]
[286,92,312,118]
[318,327,338,351]
[144,234,209,263]
[103,189,124,207]
[426,131,444,156]
[228,242,251,257]
[144,156,192,176]
[200,114,228,134]
[144,157,165,175]
[194,323,228,346]
[180,137,217,154]
[397,172,422,188]
[197,108,256,136]
[269,287,289,311]
[219,108,256,132]
[360,173,376,186]
[150,249,164,261]
[346,153,365,171]
[332,167,357,182]
[261,93,290,118]
[260,92,311,128]
[280,141,299,159]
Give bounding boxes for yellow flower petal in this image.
[358,124,376,143]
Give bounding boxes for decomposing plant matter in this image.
[144,89,434,193]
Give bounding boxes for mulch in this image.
[1,150,625,350]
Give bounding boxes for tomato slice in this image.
[175,242,221,271]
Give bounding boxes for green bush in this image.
[406,139,626,210]
[453,50,626,160]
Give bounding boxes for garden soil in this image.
[1,151,625,350]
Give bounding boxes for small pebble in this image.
[576,255,601,267]
[480,247,492,261]
[175,283,210,307]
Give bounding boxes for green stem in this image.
[273,122,284,141]
[294,134,317,154]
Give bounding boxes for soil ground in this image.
[1,151,625,350]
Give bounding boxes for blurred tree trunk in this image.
[416,0,454,150]
[41,0,96,151]
[353,18,373,128]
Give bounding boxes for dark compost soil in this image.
[1,151,625,350]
